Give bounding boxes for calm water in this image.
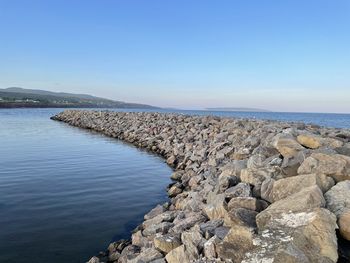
[0,108,349,263]
[0,109,172,263]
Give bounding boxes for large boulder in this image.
[203,236,220,259]
[154,234,181,253]
[224,208,258,228]
[127,248,163,263]
[181,227,206,260]
[225,183,252,199]
[144,205,165,220]
[325,181,350,217]
[199,219,224,239]
[171,212,206,233]
[216,225,255,263]
[272,133,304,158]
[339,211,350,241]
[242,208,338,263]
[227,197,260,211]
[280,150,310,177]
[335,144,350,157]
[261,173,334,203]
[142,222,174,237]
[165,245,191,263]
[257,185,325,229]
[297,133,343,149]
[203,193,228,220]
[325,181,350,240]
[298,153,350,182]
[219,160,248,178]
[240,168,279,196]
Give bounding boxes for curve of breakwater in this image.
[51,110,350,263]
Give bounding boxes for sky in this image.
[0,0,349,113]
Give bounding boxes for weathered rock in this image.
[257,185,325,229]
[227,197,260,211]
[335,143,350,157]
[154,234,181,253]
[339,211,350,241]
[243,208,338,263]
[168,183,182,197]
[203,236,220,259]
[199,219,223,239]
[219,160,248,178]
[272,133,304,158]
[224,208,258,228]
[215,173,239,193]
[181,227,206,260]
[87,256,100,263]
[165,245,191,263]
[171,213,206,233]
[280,149,309,177]
[325,181,350,240]
[143,211,176,229]
[118,245,140,263]
[171,170,184,181]
[298,153,350,182]
[214,226,230,240]
[240,167,279,196]
[297,133,322,149]
[142,222,174,237]
[261,173,334,203]
[131,230,152,248]
[108,251,121,261]
[297,133,343,149]
[203,193,227,220]
[216,225,254,262]
[108,239,130,254]
[127,248,163,263]
[144,205,165,220]
[224,182,252,199]
[325,181,350,217]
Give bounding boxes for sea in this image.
[0,108,349,263]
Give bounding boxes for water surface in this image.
[0,109,172,263]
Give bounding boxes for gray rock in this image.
[224,183,252,199]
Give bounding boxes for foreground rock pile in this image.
[51,110,350,263]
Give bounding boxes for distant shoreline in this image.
[206,107,270,112]
[0,102,157,109]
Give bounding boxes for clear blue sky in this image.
[0,0,349,113]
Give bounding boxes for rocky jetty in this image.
[51,110,350,263]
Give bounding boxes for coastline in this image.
[51,110,350,263]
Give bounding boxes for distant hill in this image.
[206,107,270,112]
[0,87,158,109]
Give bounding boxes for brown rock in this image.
[298,153,350,182]
[261,173,334,203]
[297,134,322,149]
[338,210,350,241]
[272,133,304,158]
[165,245,190,263]
[216,225,254,262]
[224,208,257,228]
[227,197,260,211]
[257,185,325,230]
[154,234,181,253]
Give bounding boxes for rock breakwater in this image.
[51,110,350,263]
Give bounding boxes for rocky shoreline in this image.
[51,110,350,263]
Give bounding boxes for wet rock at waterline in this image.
[51,110,350,263]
